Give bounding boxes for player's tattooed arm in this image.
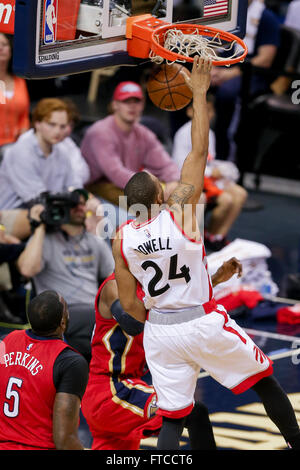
[167,182,195,209]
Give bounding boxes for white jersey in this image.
[121,209,213,311]
[122,210,273,418]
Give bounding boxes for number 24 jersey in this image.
[121,209,213,311]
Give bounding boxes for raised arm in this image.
[167,57,212,210]
[112,236,147,323]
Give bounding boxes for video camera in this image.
[30,189,87,231]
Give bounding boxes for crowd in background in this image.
[0,0,299,357]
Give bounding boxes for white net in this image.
[150,28,245,66]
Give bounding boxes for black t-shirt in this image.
[53,348,89,400]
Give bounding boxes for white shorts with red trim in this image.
[143,303,273,418]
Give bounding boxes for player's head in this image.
[124,171,164,216]
[27,290,69,337]
[111,81,144,125]
[32,98,71,145]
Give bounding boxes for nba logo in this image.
[144,229,151,238]
[44,0,58,44]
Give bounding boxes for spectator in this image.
[16,192,114,360]
[172,99,247,251]
[81,81,180,210]
[0,98,84,239]
[0,33,30,159]
[0,290,89,450]
[284,0,300,31]
[60,98,91,188]
[59,99,103,236]
[270,0,300,95]
[211,0,280,161]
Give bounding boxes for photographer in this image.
[16,190,114,361]
[0,97,83,240]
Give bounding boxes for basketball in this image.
[146,63,193,111]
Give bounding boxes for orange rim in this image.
[150,23,248,66]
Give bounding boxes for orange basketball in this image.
[146,63,193,111]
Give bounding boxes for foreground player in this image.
[81,272,217,450]
[0,291,88,450]
[112,57,300,450]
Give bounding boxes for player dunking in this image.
[112,57,300,450]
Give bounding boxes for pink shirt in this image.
[80,115,180,187]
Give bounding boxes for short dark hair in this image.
[124,171,158,210]
[27,291,64,334]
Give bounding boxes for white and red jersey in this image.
[121,210,273,420]
[121,209,213,311]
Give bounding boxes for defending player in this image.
[81,273,161,450]
[112,57,300,450]
[81,272,217,450]
[0,291,88,450]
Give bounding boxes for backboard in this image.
[10,0,248,79]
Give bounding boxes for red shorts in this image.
[0,442,51,450]
[81,376,162,450]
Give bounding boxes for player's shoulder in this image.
[55,347,89,373]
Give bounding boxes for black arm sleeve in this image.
[53,348,89,400]
[110,299,144,336]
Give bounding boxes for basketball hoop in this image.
[126,15,248,67]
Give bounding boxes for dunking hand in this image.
[182,56,212,94]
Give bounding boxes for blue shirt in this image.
[0,130,80,209]
[252,9,281,58]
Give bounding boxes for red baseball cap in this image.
[113,81,144,101]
